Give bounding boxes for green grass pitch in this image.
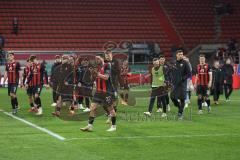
[0,87,240,160]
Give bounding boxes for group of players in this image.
[144,50,234,118]
[1,50,130,132]
[0,49,235,132]
[2,53,49,115]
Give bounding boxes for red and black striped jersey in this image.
[5,61,21,84]
[23,65,33,86]
[27,63,48,86]
[96,62,115,93]
[120,65,129,76]
[196,64,212,86]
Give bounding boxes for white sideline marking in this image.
[65,133,240,141]
[1,111,66,141]
[136,98,240,102]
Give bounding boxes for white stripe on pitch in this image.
[66,133,240,141]
[2,111,66,141]
[136,98,240,101]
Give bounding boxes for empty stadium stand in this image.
[159,0,216,49]
[219,0,240,41]
[0,0,175,57]
[159,0,240,49]
[1,0,239,58]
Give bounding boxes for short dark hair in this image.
[159,55,165,59]
[29,55,37,62]
[8,52,14,56]
[176,49,183,54]
[105,49,112,54]
[62,55,69,60]
[153,58,158,61]
[199,54,205,58]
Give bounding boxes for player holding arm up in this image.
[81,51,117,132]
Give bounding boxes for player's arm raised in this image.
[97,63,111,80]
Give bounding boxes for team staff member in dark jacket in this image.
[223,58,234,102]
[211,60,224,104]
[170,50,191,120]
[77,58,92,112]
[51,55,73,117]
[50,55,62,107]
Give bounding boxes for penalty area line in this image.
[0,110,66,141]
[65,133,240,141]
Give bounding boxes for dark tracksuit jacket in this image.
[170,59,191,100]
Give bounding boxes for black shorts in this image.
[76,85,93,98]
[32,85,42,95]
[197,85,209,97]
[8,83,18,96]
[27,86,34,96]
[120,83,129,90]
[61,94,73,102]
[92,92,116,107]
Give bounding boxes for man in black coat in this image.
[211,60,224,104]
[51,55,74,117]
[170,50,191,120]
[50,55,62,107]
[223,58,234,101]
[76,58,93,112]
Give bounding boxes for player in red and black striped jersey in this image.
[23,58,36,111]
[194,54,212,114]
[81,50,117,132]
[27,55,49,115]
[3,52,22,114]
